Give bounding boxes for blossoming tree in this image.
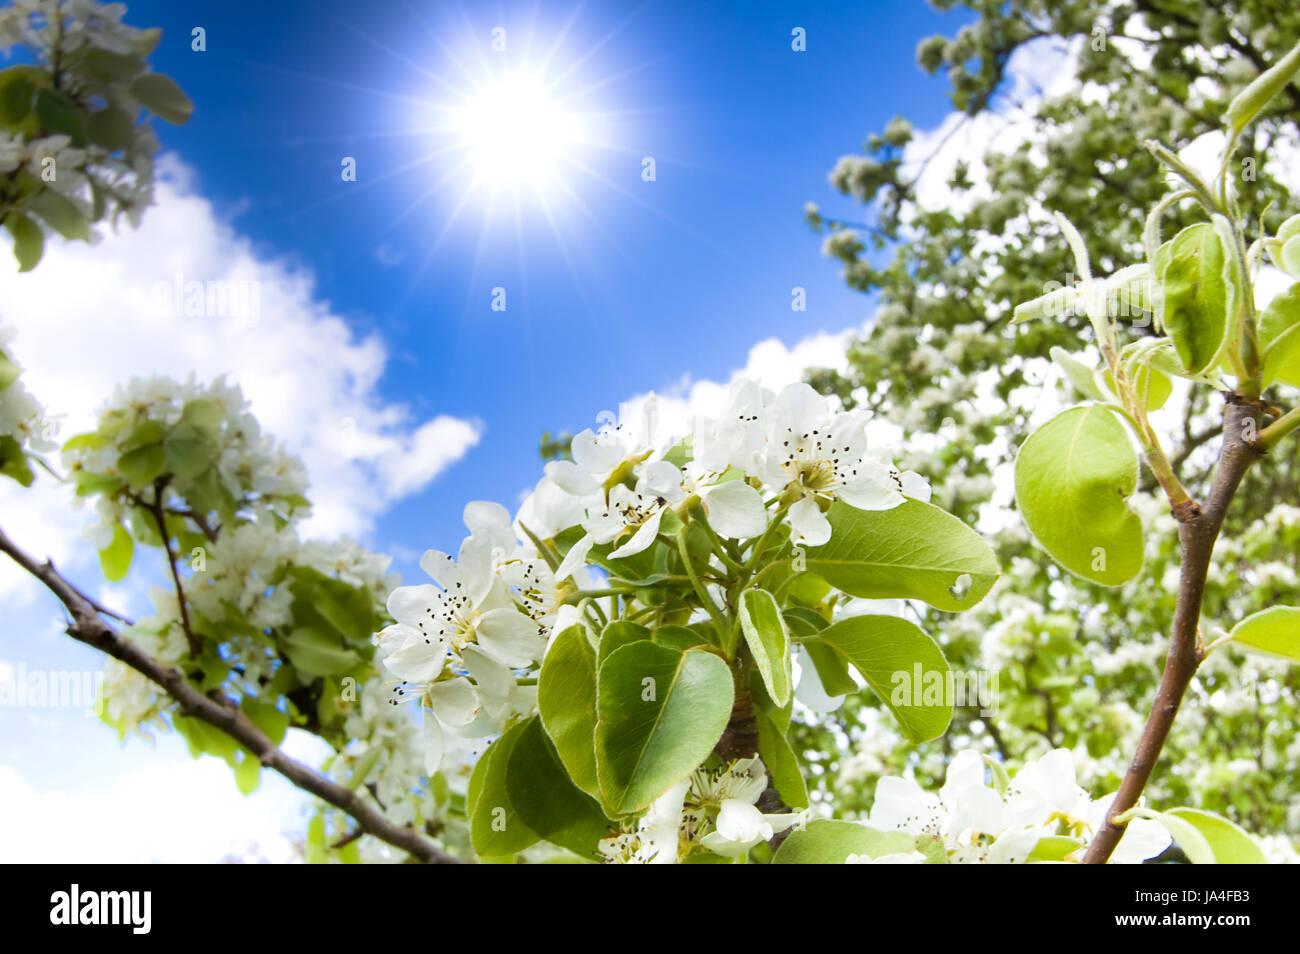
[1,0,1296,864]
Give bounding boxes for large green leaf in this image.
[739,588,791,707]
[1160,223,1229,374]
[804,499,999,611]
[1014,404,1144,586]
[595,641,733,815]
[597,620,648,666]
[804,614,952,743]
[772,819,916,864]
[468,719,540,857]
[1228,606,1300,661]
[506,716,610,859]
[1259,282,1300,388]
[537,623,601,798]
[1165,808,1266,864]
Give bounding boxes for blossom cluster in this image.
[598,756,804,864]
[374,379,929,772]
[65,374,308,551]
[857,748,1171,864]
[0,0,170,232]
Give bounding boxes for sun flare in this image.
[449,70,584,192]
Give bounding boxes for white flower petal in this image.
[702,479,768,539]
[608,508,665,559]
[788,496,831,546]
[427,676,480,727]
[476,607,545,667]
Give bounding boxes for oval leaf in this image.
[808,614,952,742]
[506,716,611,858]
[537,623,601,798]
[468,719,540,857]
[739,588,791,707]
[1228,606,1300,661]
[772,819,916,864]
[804,499,999,610]
[595,642,733,815]
[1015,404,1144,586]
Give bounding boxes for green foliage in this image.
[805,499,999,610]
[1014,405,1144,586]
[594,642,733,815]
[772,819,915,864]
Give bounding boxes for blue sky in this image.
[133,0,963,563]
[0,0,973,859]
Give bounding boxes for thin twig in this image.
[0,522,462,865]
[1084,397,1264,863]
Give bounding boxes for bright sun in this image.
[449,71,583,192]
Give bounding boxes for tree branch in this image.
[1084,396,1264,863]
[0,522,462,865]
[145,480,201,657]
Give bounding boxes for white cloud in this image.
[619,330,857,442]
[0,755,309,863]
[0,154,481,597]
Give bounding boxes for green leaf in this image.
[0,352,19,392]
[345,747,382,790]
[0,435,33,486]
[1258,283,1300,388]
[97,523,134,582]
[0,67,36,125]
[772,819,916,864]
[1160,223,1229,374]
[804,499,999,610]
[754,705,808,809]
[595,642,733,815]
[233,752,261,795]
[1028,836,1084,862]
[163,434,212,481]
[87,106,135,152]
[506,716,610,858]
[805,614,952,743]
[4,211,44,272]
[597,620,648,666]
[241,699,289,746]
[1228,606,1300,661]
[652,625,706,652]
[181,398,225,437]
[130,73,194,124]
[739,588,791,707]
[27,189,89,240]
[537,623,601,799]
[800,637,858,697]
[1051,346,1107,401]
[468,719,540,857]
[1014,404,1144,586]
[1225,37,1300,135]
[280,626,360,678]
[288,566,377,643]
[1165,808,1266,864]
[116,441,166,489]
[34,88,86,144]
[1133,808,1213,864]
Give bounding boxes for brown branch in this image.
[1084,396,1264,863]
[145,480,201,657]
[0,522,462,865]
